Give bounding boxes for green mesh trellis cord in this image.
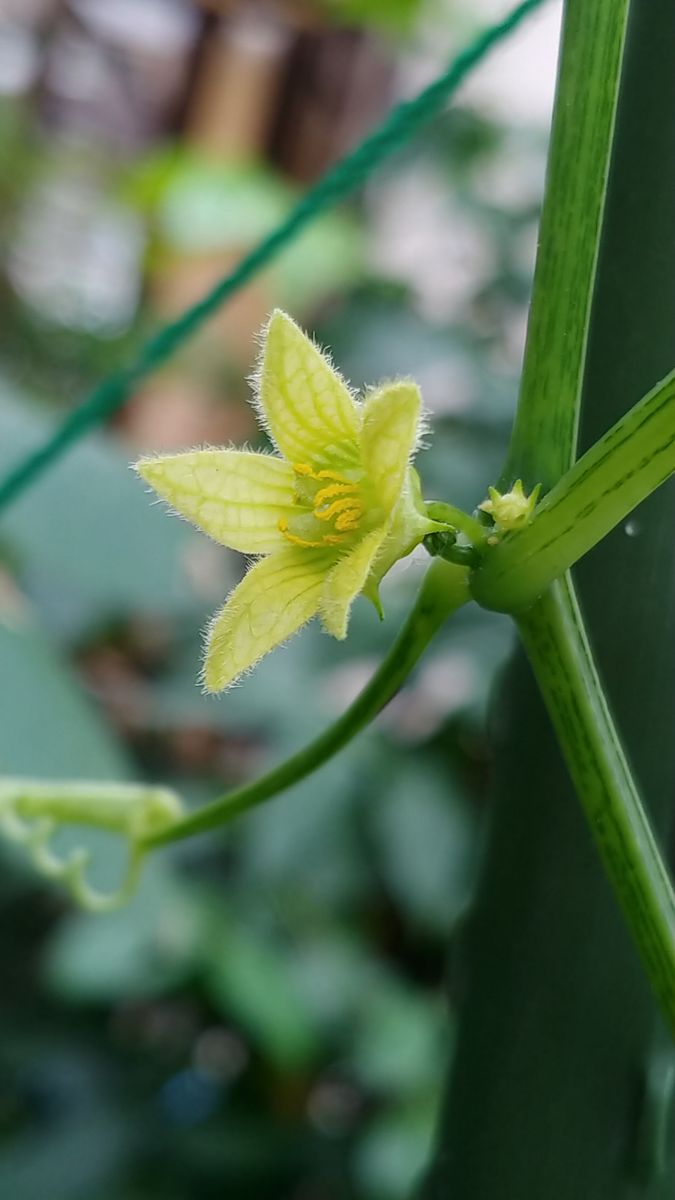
[0,0,546,513]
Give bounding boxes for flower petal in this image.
[255,310,361,466]
[204,548,329,692]
[136,450,297,554]
[360,382,422,516]
[320,527,388,640]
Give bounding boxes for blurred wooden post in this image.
[149,8,291,369]
[187,9,289,158]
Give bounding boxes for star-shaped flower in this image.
[135,310,440,692]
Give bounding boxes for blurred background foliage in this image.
[0,0,560,1196]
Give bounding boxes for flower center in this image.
[278,463,364,549]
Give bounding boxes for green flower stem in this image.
[425,501,487,546]
[517,575,675,1037]
[142,560,470,849]
[472,367,675,612]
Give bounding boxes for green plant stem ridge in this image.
[518,576,675,1035]
[477,0,675,1037]
[504,0,630,487]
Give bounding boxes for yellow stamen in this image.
[293,464,357,488]
[277,516,344,549]
[284,465,363,544]
[335,509,362,531]
[280,528,324,548]
[316,468,353,484]
[313,481,357,507]
[314,496,364,523]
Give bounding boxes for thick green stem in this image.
[517,577,675,1035]
[425,1,675,1195]
[473,368,675,611]
[143,561,469,849]
[503,0,630,487]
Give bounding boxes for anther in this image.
[278,515,341,549]
[314,496,363,523]
[316,469,353,484]
[314,482,357,507]
[335,509,362,531]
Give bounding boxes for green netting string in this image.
[0,0,546,513]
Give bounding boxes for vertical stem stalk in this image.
[425,1,675,1195]
[504,0,630,486]
[517,577,675,1034]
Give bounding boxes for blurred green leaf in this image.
[0,378,232,633]
[0,587,128,777]
[0,1095,129,1200]
[371,763,474,932]
[356,1101,438,1200]
[150,157,290,252]
[45,865,202,1000]
[289,931,380,1032]
[239,747,371,905]
[350,985,447,1096]
[205,917,320,1069]
[131,150,363,314]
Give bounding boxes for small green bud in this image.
[479,479,541,533]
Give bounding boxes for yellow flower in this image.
[135,310,439,692]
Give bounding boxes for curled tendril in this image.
[0,779,183,911]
